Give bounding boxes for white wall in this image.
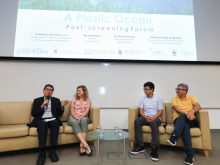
[0,60,219,129]
[0,0,220,129]
[100,108,218,129]
[100,109,128,129]
[1,61,220,108]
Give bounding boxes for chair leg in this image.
[130,141,134,148]
[94,140,96,147]
[204,150,209,157]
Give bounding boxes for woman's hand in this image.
[77,116,82,123]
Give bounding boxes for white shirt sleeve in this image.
[138,97,144,108]
[157,97,164,110]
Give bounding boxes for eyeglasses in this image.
[44,88,53,92]
[144,88,151,91]
[175,88,185,91]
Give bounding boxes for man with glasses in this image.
[29,84,68,165]
[130,82,163,161]
[166,83,201,165]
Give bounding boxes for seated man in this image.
[130,82,163,161]
[166,83,201,165]
[29,84,68,165]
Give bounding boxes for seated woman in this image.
[68,85,93,156]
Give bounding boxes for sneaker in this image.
[184,154,194,165]
[150,147,159,161]
[130,145,145,154]
[166,135,177,146]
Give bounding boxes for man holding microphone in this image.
[29,84,68,165]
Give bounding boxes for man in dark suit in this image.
[29,84,68,165]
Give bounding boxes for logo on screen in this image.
[118,50,145,55]
[53,46,58,54]
[17,48,48,54]
[84,49,91,54]
[153,51,164,55]
[181,50,193,56]
[172,49,177,56]
[118,50,122,55]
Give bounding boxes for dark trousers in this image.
[135,117,161,148]
[37,119,60,149]
[172,114,198,155]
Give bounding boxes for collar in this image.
[146,93,154,98]
[177,94,189,100]
[44,96,52,100]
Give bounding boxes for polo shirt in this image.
[171,95,198,121]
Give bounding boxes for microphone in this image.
[45,96,50,109]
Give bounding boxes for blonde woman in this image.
[68,85,92,156]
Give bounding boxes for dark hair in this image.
[43,84,54,91]
[143,82,155,92]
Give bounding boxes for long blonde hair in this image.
[74,85,89,101]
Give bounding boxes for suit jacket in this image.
[28,96,64,127]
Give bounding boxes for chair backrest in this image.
[165,103,173,125]
[0,102,32,125]
[161,103,166,124]
[60,101,71,122]
[59,101,92,122]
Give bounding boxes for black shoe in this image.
[49,150,59,162]
[36,151,46,165]
[184,154,194,165]
[85,145,93,156]
[130,145,145,154]
[150,147,159,161]
[79,146,86,156]
[166,135,177,146]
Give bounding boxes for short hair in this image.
[143,82,155,92]
[74,85,89,101]
[177,83,188,93]
[43,84,54,91]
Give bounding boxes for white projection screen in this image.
[1,0,199,61]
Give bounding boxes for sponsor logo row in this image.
[16,48,194,56]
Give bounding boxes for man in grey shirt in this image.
[130,82,163,161]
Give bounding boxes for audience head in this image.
[74,85,89,100]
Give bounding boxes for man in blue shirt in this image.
[130,82,163,161]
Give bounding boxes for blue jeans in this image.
[172,114,198,155]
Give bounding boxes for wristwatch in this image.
[193,109,196,113]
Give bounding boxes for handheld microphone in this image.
[45,96,50,109]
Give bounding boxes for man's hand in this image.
[146,116,154,123]
[186,111,195,121]
[61,100,68,107]
[41,100,49,108]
